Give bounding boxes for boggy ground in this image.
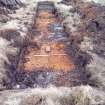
[0,0,105,105]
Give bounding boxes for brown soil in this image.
[17,3,75,72]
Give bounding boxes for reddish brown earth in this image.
[18,42,75,72]
[17,3,75,72]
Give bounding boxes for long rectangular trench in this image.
[5,1,90,89]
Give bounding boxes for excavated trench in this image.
[4,1,91,89]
